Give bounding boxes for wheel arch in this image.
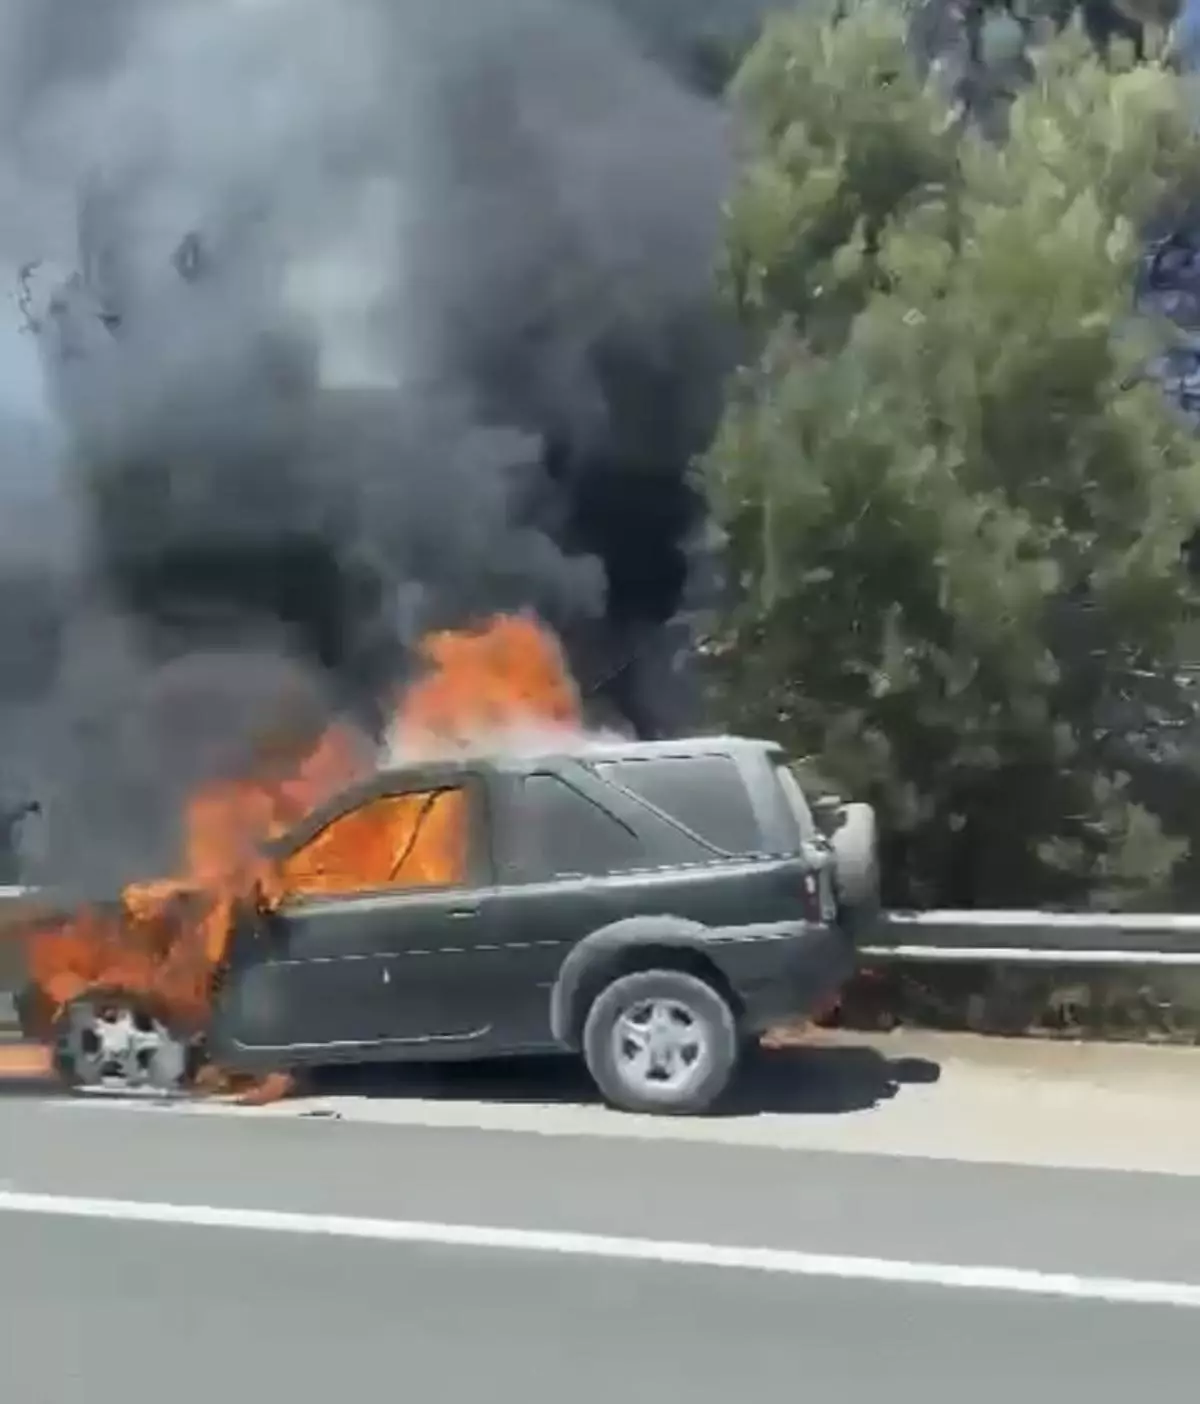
[550,917,742,1049]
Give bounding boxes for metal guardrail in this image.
[863,910,1200,966]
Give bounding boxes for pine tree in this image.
[705,2,1200,908]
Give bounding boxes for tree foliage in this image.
[704,2,1200,908]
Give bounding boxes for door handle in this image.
[448,905,480,918]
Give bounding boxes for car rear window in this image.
[593,755,763,856]
[519,774,645,879]
[773,760,815,841]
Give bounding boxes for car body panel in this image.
[202,738,858,1073]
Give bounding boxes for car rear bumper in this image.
[711,922,856,1033]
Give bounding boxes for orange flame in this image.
[12,614,582,1094]
[397,614,582,749]
[0,1042,54,1079]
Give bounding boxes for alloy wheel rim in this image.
[611,996,710,1094]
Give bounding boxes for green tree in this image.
[704,2,1200,908]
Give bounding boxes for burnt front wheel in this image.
[581,969,739,1116]
[52,994,197,1094]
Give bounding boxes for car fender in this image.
[549,915,710,1044]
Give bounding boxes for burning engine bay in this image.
[3,614,585,1102]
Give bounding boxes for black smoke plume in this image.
[0,0,777,893]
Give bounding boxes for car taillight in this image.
[796,840,837,922]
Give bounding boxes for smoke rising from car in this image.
[0,0,767,894]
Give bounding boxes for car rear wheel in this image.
[581,968,739,1115]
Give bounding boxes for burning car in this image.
[0,616,877,1114]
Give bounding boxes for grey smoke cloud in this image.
[0,0,770,891]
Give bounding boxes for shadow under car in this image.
[302,1041,942,1117]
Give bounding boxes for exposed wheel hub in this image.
[56,1000,190,1094]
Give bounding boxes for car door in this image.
[228,776,494,1053]
[483,769,645,1045]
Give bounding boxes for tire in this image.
[51,993,195,1093]
[581,968,739,1115]
[831,801,881,935]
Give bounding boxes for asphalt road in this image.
[5,1099,1200,1282]
[4,1210,1198,1404]
[3,1064,1200,1404]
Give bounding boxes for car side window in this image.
[279,788,468,897]
[594,755,762,855]
[519,774,642,879]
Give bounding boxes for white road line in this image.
[0,1189,1197,1309]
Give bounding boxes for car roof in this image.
[267,734,786,856]
[539,734,782,763]
[371,734,781,783]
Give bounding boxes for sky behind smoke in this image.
[0,322,39,414]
